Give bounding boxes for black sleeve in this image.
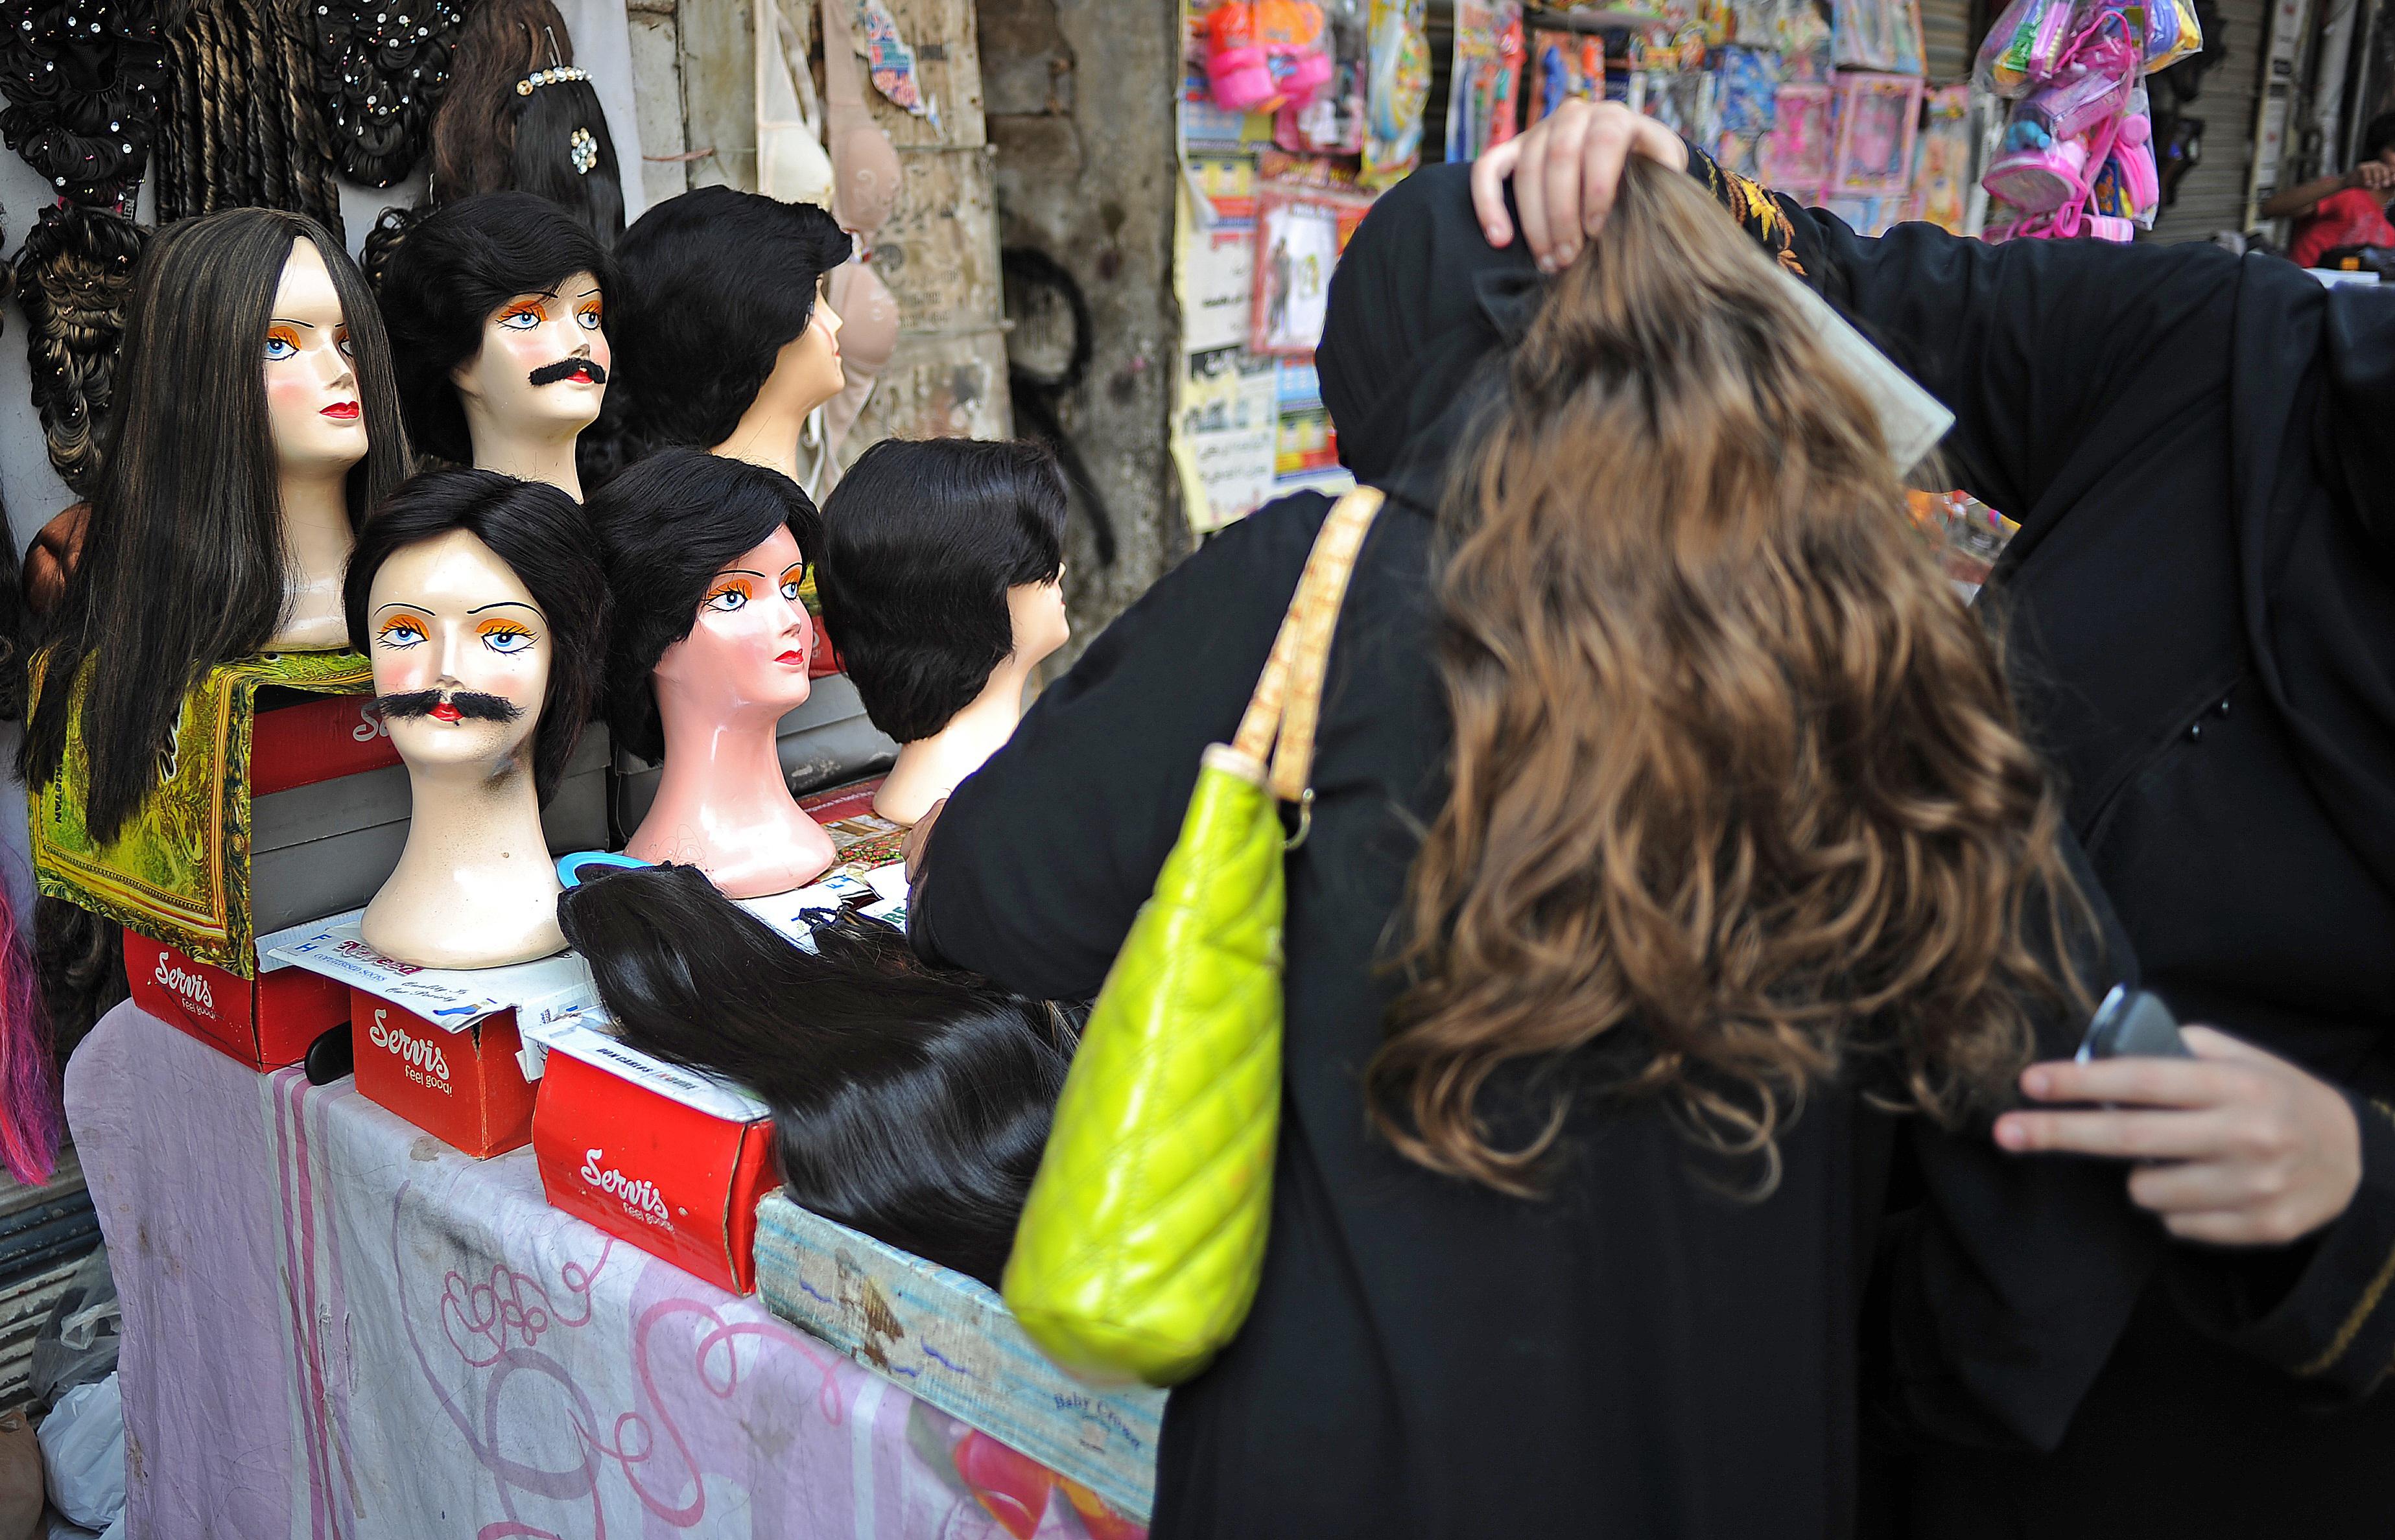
[1870,826,2167,1451]
[2163,1093,2395,1402]
[1684,145,2243,537]
[908,493,1334,1001]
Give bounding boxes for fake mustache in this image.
[379,690,524,723]
[527,356,608,388]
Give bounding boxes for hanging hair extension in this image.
[312,0,465,186]
[152,0,343,236]
[30,899,123,1075]
[0,885,58,1187]
[0,0,167,211]
[427,0,624,243]
[359,203,427,293]
[16,204,149,498]
[557,865,1081,1288]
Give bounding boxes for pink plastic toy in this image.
[1205,1,1335,113]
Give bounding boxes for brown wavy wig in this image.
[1370,161,2090,1198]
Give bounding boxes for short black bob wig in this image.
[375,191,612,466]
[584,447,826,763]
[557,863,1080,1288]
[816,438,1068,745]
[600,187,851,458]
[21,208,412,845]
[343,467,610,803]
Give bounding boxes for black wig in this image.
[22,208,412,845]
[584,447,825,763]
[817,438,1068,744]
[312,0,467,187]
[425,0,622,244]
[342,467,608,804]
[374,191,611,467]
[594,187,851,472]
[556,865,1080,1288]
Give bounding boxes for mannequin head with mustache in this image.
[377,192,613,500]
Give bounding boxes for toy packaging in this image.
[1445,1,1524,161]
[1977,0,2161,241]
[1360,0,1431,187]
[1528,25,1607,123]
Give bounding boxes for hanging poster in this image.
[1829,0,1925,74]
[1830,71,1922,198]
[1176,346,1280,532]
[1251,188,1344,355]
[1760,82,1834,194]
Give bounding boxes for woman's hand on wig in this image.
[903,797,949,887]
[1994,1027,2363,1247]
[1470,99,1690,273]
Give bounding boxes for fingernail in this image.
[1485,224,1505,243]
[2022,1069,2050,1098]
[1996,1118,2026,1150]
[1557,242,1579,265]
[1537,255,1556,274]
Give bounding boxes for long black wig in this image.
[584,187,850,484]
[425,0,622,244]
[342,467,609,804]
[21,209,412,845]
[556,863,1081,1288]
[817,438,1068,744]
[583,447,824,763]
[373,190,612,466]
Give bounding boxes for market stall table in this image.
[64,1002,1140,1539]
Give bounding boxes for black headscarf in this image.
[1318,163,1542,513]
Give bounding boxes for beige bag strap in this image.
[1231,487,1387,810]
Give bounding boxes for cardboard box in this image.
[351,992,537,1158]
[268,916,598,1159]
[521,1013,779,1294]
[754,1193,1166,1523]
[249,690,403,795]
[124,917,351,1071]
[611,673,897,835]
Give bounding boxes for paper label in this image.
[266,915,598,1031]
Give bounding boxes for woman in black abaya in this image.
[908,160,2162,1537]
[1475,100,2395,1538]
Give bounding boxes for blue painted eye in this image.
[376,619,426,649]
[575,307,602,332]
[481,628,535,655]
[780,578,803,603]
[705,587,749,613]
[498,307,542,330]
[265,334,298,362]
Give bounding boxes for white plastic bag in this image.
[34,1375,122,1532]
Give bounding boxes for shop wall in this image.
[2150,0,2272,237]
[979,0,1192,664]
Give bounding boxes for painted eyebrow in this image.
[713,568,767,581]
[373,601,432,616]
[468,601,543,614]
[574,285,602,298]
[269,318,319,330]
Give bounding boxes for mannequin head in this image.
[426,0,625,243]
[22,209,410,845]
[593,187,851,472]
[343,469,608,802]
[585,448,825,762]
[377,192,613,469]
[818,438,1069,744]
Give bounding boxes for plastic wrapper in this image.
[35,1375,123,1533]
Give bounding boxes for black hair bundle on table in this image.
[556,864,1083,1289]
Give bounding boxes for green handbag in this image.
[1002,486,1386,1387]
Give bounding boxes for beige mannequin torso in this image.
[363,756,565,967]
[626,703,836,897]
[272,476,354,650]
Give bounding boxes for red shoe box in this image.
[526,1015,779,1294]
[125,930,349,1071]
[351,990,539,1159]
[250,691,403,795]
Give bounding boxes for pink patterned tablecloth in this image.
[64,1002,1141,1540]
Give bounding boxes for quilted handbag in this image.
[1002,485,1386,1386]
